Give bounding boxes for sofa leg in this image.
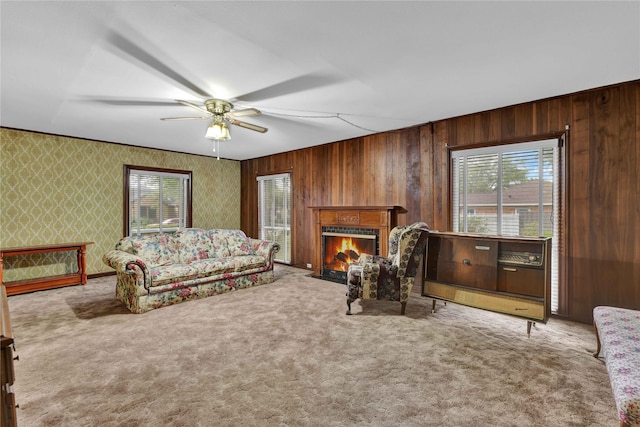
[400,301,406,315]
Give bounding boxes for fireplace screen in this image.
[322,231,377,282]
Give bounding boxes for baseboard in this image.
[88,271,115,279]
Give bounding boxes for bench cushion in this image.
[593,306,640,426]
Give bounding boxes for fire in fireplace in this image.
[322,231,377,282]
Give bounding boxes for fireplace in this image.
[321,228,378,282]
[310,206,406,281]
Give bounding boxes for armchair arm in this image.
[357,253,376,264]
[357,253,392,266]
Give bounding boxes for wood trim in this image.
[445,130,568,152]
[88,271,116,279]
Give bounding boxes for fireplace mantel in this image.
[309,206,406,277]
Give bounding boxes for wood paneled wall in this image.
[241,79,640,324]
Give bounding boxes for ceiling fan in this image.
[160,99,268,140]
[91,30,351,157]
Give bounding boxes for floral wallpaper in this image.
[0,128,241,281]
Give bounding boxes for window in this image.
[124,166,192,236]
[257,173,291,264]
[451,139,562,312]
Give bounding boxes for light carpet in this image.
[7,265,615,426]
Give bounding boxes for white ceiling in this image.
[1,1,638,161]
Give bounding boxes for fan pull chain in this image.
[212,139,220,160]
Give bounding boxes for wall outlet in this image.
[306,263,312,269]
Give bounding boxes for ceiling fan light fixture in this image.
[220,123,231,140]
[205,121,231,141]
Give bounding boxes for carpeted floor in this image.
[7,265,616,426]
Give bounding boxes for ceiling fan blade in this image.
[105,30,210,98]
[176,99,211,115]
[228,118,268,133]
[229,108,261,118]
[160,116,209,121]
[80,97,180,107]
[235,73,343,103]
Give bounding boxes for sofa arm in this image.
[102,250,151,287]
[249,239,281,265]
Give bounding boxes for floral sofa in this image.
[593,306,640,427]
[103,228,280,313]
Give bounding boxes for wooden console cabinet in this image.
[423,232,551,336]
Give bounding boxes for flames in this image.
[324,236,373,272]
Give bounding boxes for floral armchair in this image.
[346,222,430,315]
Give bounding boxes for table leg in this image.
[77,246,87,285]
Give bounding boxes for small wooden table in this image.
[0,242,94,295]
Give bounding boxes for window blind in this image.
[451,139,560,311]
[128,169,190,236]
[257,173,291,264]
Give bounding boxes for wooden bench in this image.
[0,242,93,295]
[593,306,640,427]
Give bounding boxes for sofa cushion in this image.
[149,263,201,287]
[127,233,177,268]
[189,258,237,277]
[148,256,266,288]
[174,228,214,263]
[208,230,232,258]
[219,229,256,256]
[233,255,267,271]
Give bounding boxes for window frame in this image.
[448,133,568,315]
[451,139,557,236]
[257,171,292,264]
[123,165,193,237]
